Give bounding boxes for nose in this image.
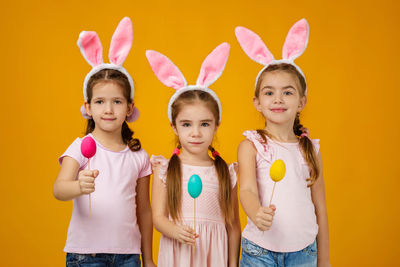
[104,101,114,114]
[273,93,284,104]
[190,125,202,137]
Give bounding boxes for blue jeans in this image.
[240,238,317,267]
[66,253,141,267]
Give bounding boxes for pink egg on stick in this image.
[80,136,97,218]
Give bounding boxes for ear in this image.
[171,123,178,136]
[253,96,262,112]
[146,50,187,90]
[196,42,230,88]
[213,124,219,135]
[84,101,92,116]
[297,95,307,112]
[235,26,274,65]
[78,31,103,67]
[126,102,134,117]
[282,19,309,61]
[109,17,133,66]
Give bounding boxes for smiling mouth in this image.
[189,142,203,145]
[270,108,287,113]
[102,118,116,121]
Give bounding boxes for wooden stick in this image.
[269,182,277,206]
[88,159,92,218]
[194,198,196,252]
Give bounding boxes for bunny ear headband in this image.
[235,19,309,95]
[146,42,230,123]
[77,17,139,122]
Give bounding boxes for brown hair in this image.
[167,90,234,225]
[85,69,141,152]
[255,63,319,186]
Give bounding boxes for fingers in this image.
[79,170,99,178]
[80,183,95,194]
[178,226,197,245]
[255,215,273,231]
[256,206,276,231]
[78,170,99,194]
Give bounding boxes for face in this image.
[254,70,306,126]
[172,102,218,156]
[84,81,133,134]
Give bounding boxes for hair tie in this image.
[172,147,180,156]
[212,150,220,158]
[300,132,309,138]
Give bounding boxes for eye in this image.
[94,100,103,104]
[284,91,293,96]
[201,122,210,127]
[114,99,122,104]
[265,91,273,96]
[182,122,191,127]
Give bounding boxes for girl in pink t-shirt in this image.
[235,20,330,266]
[146,43,241,266]
[53,17,155,267]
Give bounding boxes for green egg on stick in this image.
[188,174,203,249]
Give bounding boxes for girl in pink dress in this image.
[146,43,241,267]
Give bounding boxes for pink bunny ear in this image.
[235,26,274,65]
[109,17,133,66]
[145,50,187,90]
[78,31,103,67]
[282,19,309,61]
[196,42,230,88]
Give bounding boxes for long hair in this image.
[255,63,319,186]
[167,90,234,224]
[85,69,141,152]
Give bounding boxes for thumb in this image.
[92,170,99,178]
[269,204,276,211]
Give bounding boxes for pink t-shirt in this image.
[241,130,320,252]
[58,134,152,254]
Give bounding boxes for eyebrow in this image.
[92,96,124,100]
[178,119,214,123]
[261,85,296,90]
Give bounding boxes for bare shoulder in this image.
[238,139,256,156]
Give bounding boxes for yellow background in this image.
[1,0,399,266]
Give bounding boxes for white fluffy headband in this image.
[77,17,139,122]
[146,43,230,123]
[235,19,309,95]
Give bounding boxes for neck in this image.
[264,120,298,143]
[91,127,125,150]
[179,147,213,166]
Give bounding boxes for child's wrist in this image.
[143,258,154,265]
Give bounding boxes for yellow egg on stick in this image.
[269,159,286,205]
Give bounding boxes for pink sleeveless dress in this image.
[151,155,237,267]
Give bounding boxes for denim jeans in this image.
[66,253,141,267]
[240,238,317,267]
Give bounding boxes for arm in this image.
[151,165,196,245]
[237,140,275,231]
[311,151,330,267]
[136,175,156,267]
[53,156,98,201]
[226,185,241,267]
